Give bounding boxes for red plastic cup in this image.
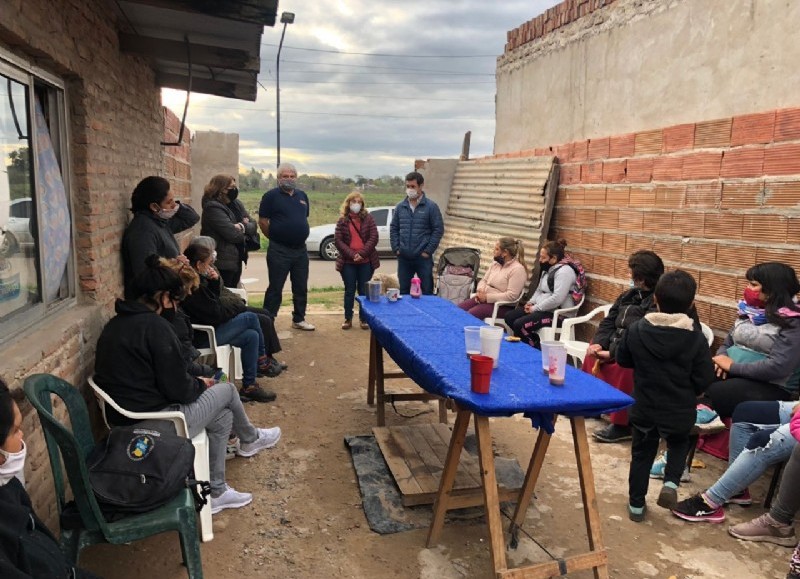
[469,354,494,394]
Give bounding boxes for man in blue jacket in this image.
[389,171,444,294]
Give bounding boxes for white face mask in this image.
[350,203,362,213]
[406,188,419,199]
[629,279,636,288]
[211,250,218,264]
[0,440,26,487]
[156,205,179,220]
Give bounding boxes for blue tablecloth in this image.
[359,295,633,432]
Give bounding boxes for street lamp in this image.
[276,11,295,167]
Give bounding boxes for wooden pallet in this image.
[373,423,522,507]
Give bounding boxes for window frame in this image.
[0,50,76,345]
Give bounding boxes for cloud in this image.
[163,0,561,178]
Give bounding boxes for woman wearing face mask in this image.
[181,243,284,403]
[0,379,104,578]
[201,174,257,288]
[458,237,527,320]
[334,191,380,330]
[94,256,281,516]
[121,175,199,298]
[584,250,666,443]
[502,238,577,348]
[702,262,800,419]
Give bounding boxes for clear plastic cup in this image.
[540,341,562,375]
[548,344,568,386]
[464,326,482,358]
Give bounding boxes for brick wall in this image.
[0,0,194,525]
[492,106,800,342]
[505,0,618,53]
[162,107,195,248]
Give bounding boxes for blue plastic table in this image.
[359,295,633,578]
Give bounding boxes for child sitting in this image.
[615,270,715,521]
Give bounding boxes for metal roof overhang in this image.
[114,0,278,101]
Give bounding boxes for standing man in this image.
[390,171,444,295]
[258,163,315,331]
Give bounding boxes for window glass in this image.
[0,75,38,322]
[370,208,388,226]
[0,57,73,341]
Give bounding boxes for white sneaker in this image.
[237,427,282,457]
[292,320,315,331]
[210,485,252,514]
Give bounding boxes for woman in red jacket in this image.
[334,191,380,330]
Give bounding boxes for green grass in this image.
[247,287,345,310]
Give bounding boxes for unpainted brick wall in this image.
[491,106,800,345]
[0,0,194,526]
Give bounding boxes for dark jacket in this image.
[334,212,380,273]
[0,478,100,579]
[121,203,199,297]
[592,288,657,360]
[200,198,245,273]
[616,313,715,435]
[94,300,204,425]
[228,199,258,264]
[171,309,214,377]
[389,194,444,259]
[180,275,246,327]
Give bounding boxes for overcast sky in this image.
[162,0,560,179]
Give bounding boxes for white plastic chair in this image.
[191,324,236,381]
[227,287,248,381]
[558,303,613,367]
[700,322,714,346]
[536,294,585,342]
[88,377,213,542]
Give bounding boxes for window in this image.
[370,208,388,227]
[0,54,74,343]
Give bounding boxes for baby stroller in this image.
[435,247,481,304]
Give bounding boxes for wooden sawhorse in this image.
[426,409,608,578]
[367,333,447,427]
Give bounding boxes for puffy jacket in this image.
[389,194,444,259]
[334,212,380,272]
[200,198,245,273]
[121,202,199,297]
[592,288,656,360]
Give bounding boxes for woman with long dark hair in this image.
[704,262,800,418]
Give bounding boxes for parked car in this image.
[306,206,395,261]
[1,197,34,255]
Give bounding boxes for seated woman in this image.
[181,243,281,403]
[503,238,577,348]
[0,378,102,578]
[671,400,797,524]
[704,262,800,419]
[586,250,665,443]
[458,237,527,321]
[93,256,281,515]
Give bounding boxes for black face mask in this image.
[540,261,552,272]
[227,187,239,201]
[160,306,177,323]
[494,255,505,266]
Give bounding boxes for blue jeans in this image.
[214,312,265,386]
[397,254,434,295]
[264,241,309,322]
[706,400,796,505]
[340,262,373,321]
[175,382,258,495]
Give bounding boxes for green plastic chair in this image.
[23,373,203,578]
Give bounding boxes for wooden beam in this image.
[156,72,256,101]
[121,0,278,26]
[120,34,258,71]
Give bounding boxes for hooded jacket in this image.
[121,203,199,297]
[179,275,246,327]
[592,287,656,360]
[0,478,100,578]
[94,300,204,425]
[615,312,715,434]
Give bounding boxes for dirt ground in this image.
[80,310,790,579]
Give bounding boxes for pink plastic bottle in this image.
[410,275,422,298]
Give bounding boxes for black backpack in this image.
[87,420,208,515]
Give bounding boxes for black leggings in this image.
[504,307,554,348]
[704,378,793,419]
[245,306,282,357]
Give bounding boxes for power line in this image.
[262,42,496,58]
[280,58,495,75]
[283,79,495,85]
[283,91,493,103]
[182,103,492,121]
[280,69,494,77]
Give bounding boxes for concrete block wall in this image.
[0,0,192,526]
